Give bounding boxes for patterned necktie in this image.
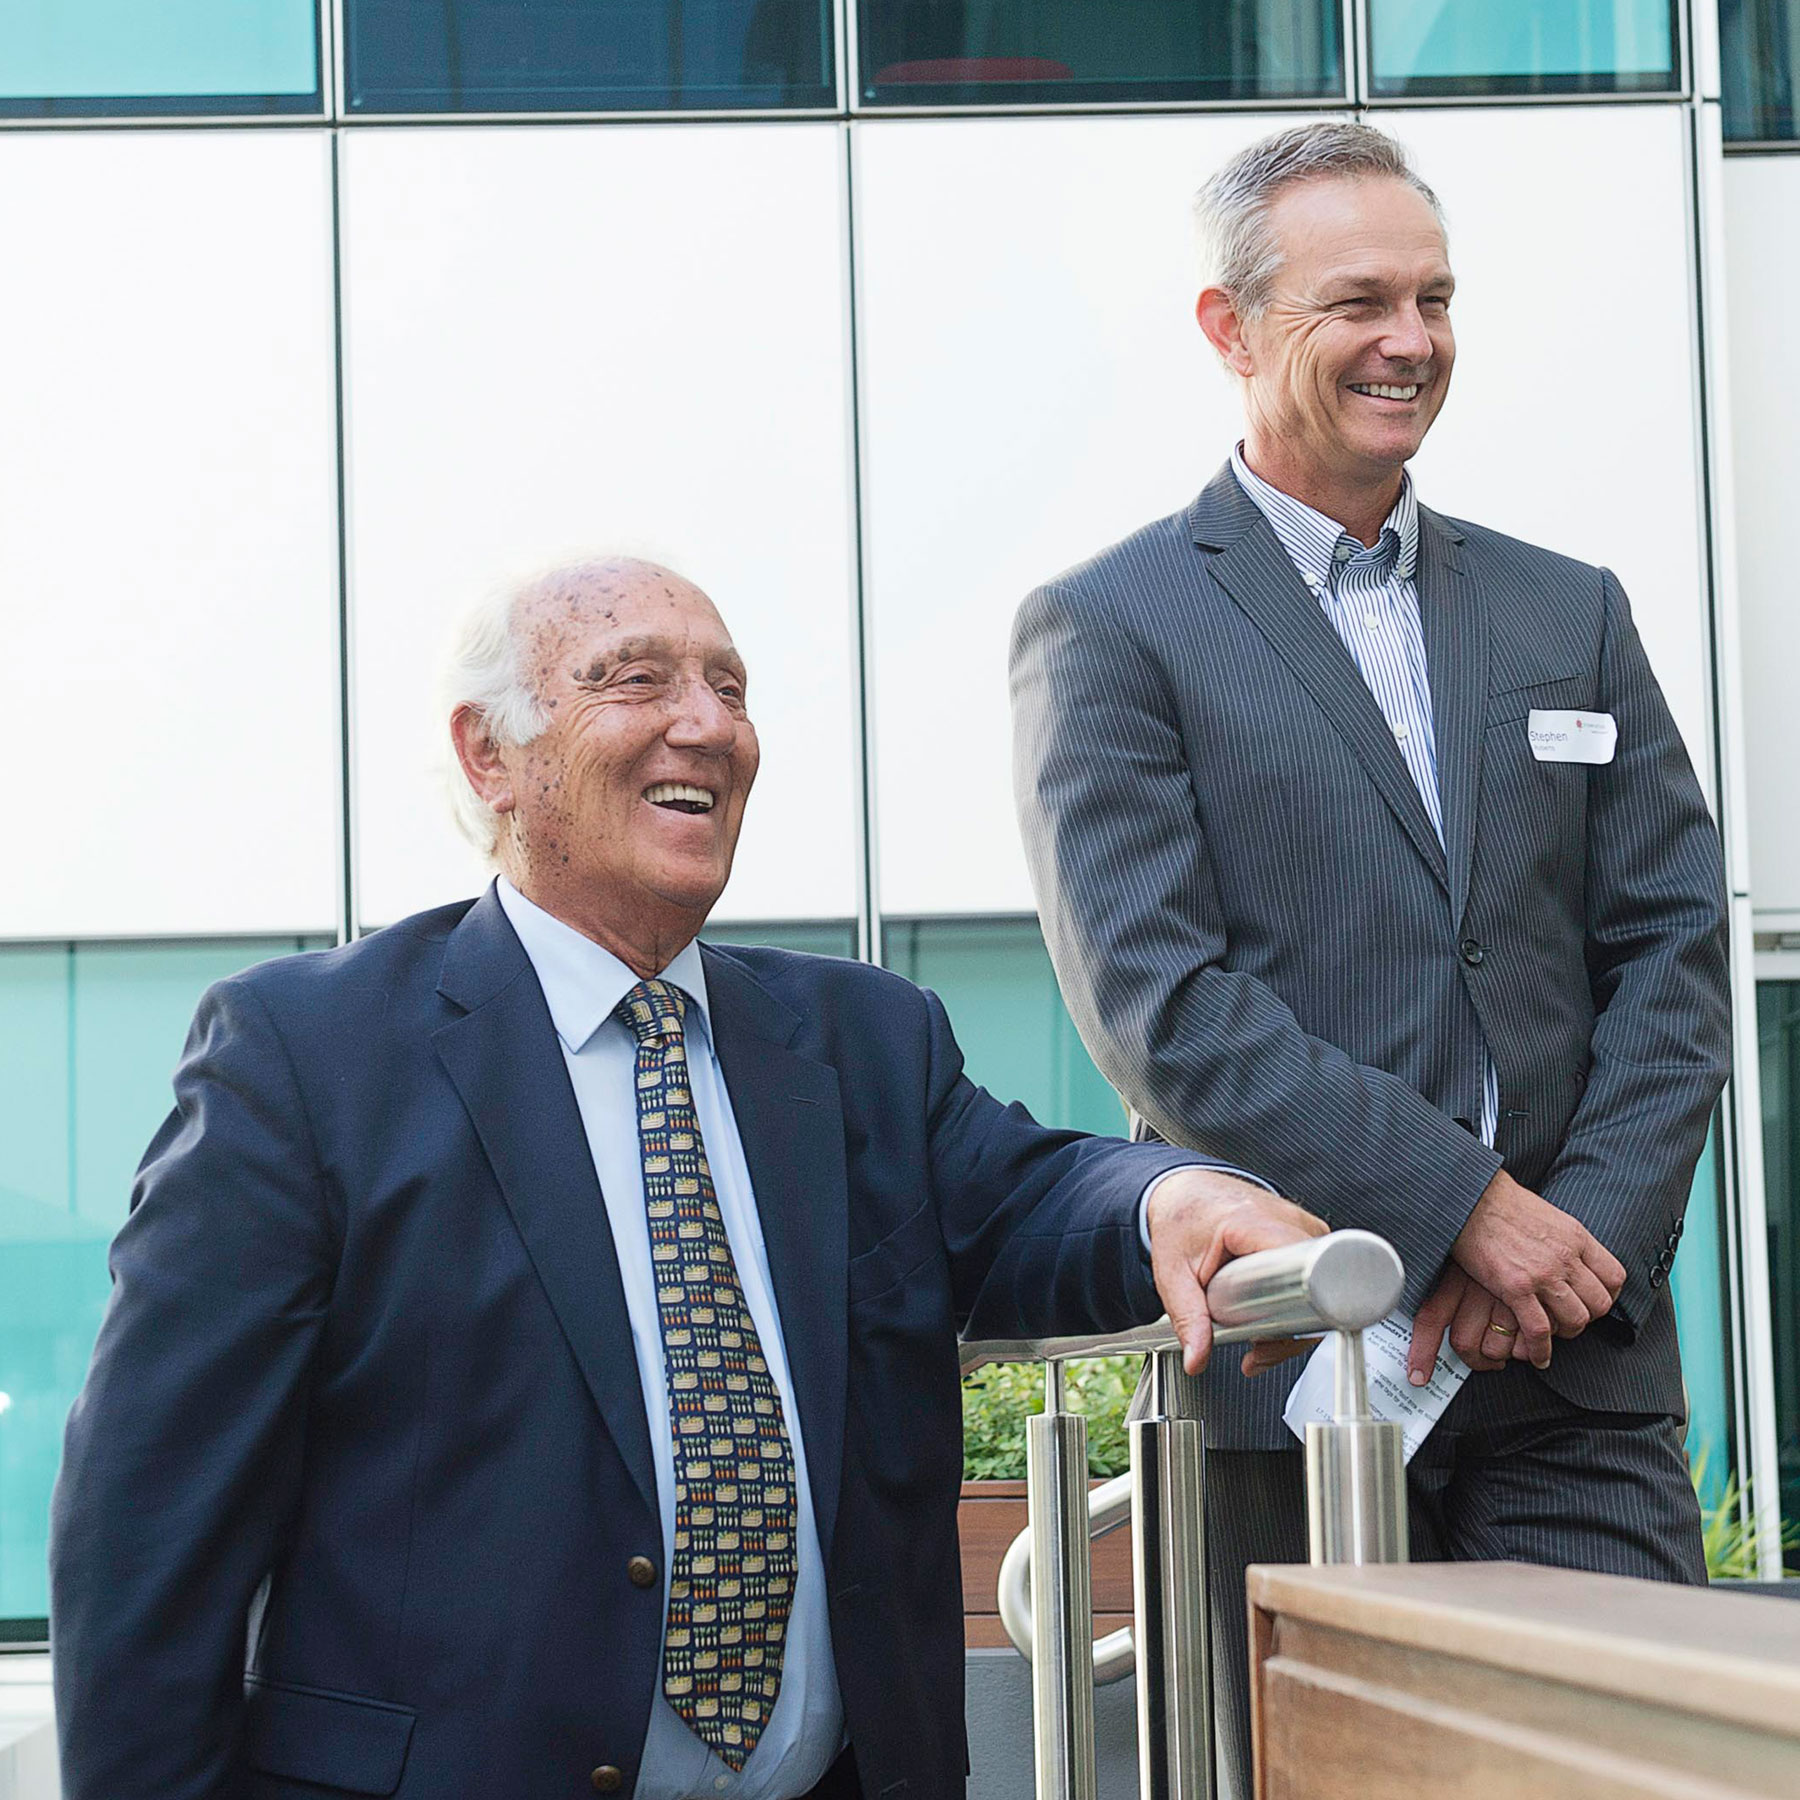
[615,978,798,1770]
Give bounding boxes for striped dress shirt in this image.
[1229,446,1500,1146]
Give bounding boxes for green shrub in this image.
[961,1355,1141,1480]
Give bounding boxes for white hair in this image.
[1194,121,1444,321]
[440,573,554,861]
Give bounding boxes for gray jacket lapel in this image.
[1188,469,1450,894]
[1416,507,1486,928]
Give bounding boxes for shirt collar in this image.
[1229,443,1419,586]
[496,876,712,1055]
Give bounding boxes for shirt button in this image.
[591,1768,623,1793]
[1394,724,1410,742]
[1364,613,1381,629]
[627,1555,658,1589]
[1459,939,1485,967]
[1333,543,1352,564]
[715,1777,732,1792]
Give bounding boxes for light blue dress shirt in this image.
[497,879,843,1800]
[1229,447,1500,1147]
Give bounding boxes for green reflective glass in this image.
[1369,0,1678,96]
[1758,981,1800,1526]
[0,0,318,116]
[0,938,323,1624]
[1722,1,1800,141]
[881,915,1125,1137]
[858,0,1343,106]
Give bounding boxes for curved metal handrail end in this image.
[994,1472,1137,1686]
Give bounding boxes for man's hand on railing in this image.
[1144,1171,1330,1376]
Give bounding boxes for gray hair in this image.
[1194,122,1444,320]
[441,573,554,860]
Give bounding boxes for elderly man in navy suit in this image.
[51,554,1322,1800]
[1011,121,1732,1798]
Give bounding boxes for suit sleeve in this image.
[901,985,1203,1340]
[1011,580,1503,1314]
[50,976,338,1800]
[1536,569,1731,1331]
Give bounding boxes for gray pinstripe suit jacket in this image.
[1011,463,1732,1448]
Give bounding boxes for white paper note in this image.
[1281,1310,1472,1464]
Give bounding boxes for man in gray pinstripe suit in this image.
[1010,122,1731,1795]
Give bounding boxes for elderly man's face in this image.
[500,567,759,945]
[1237,174,1455,484]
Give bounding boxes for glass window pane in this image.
[857,0,1342,107]
[0,0,318,116]
[882,916,1126,1136]
[1723,1,1800,141]
[1369,0,1679,97]
[0,938,324,1625]
[346,0,835,113]
[1759,981,1800,1531]
[1669,1116,1732,1500]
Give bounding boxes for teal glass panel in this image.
[1670,1115,1731,1502]
[0,0,318,115]
[858,0,1343,108]
[1369,0,1678,96]
[1722,1,1800,141]
[705,920,858,959]
[1759,981,1800,1526]
[881,915,1126,1137]
[0,938,323,1625]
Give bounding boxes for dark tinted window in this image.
[857,0,1343,108]
[1369,0,1680,98]
[1723,0,1800,141]
[346,0,835,114]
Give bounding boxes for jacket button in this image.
[591,1768,623,1793]
[1650,1265,1666,1288]
[1459,939,1485,967]
[627,1555,658,1589]
[1667,1231,1681,1250]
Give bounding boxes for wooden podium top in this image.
[1248,1563,1800,1798]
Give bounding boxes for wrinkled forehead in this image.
[1267,174,1451,286]
[517,561,742,675]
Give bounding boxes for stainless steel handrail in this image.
[965,1230,1410,1800]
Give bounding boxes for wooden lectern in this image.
[1249,1561,1800,1798]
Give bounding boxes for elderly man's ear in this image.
[450,704,516,816]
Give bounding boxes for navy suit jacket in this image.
[51,886,1199,1800]
[1012,465,1731,1447]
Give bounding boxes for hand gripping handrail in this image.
[961,1229,1408,1800]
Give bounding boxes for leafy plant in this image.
[1691,1447,1800,1581]
[961,1355,1141,1480]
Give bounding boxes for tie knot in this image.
[616,979,688,1045]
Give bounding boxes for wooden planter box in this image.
[958,1478,1134,1651]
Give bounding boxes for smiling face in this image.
[460,561,759,970]
[1205,174,1455,523]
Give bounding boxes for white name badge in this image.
[1527,709,1617,765]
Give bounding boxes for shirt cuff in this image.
[1137,1163,1277,1256]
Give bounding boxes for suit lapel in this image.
[433,887,659,1520]
[702,946,850,1569]
[1416,507,1486,928]
[1191,470,1449,894]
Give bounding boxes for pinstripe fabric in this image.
[1009,462,1731,1450]
[1230,448,1499,1145]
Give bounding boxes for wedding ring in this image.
[1486,1320,1516,1337]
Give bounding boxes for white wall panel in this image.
[1387,106,1713,790]
[857,112,1345,917]
[1723,156,1800,922]
[0,131,340,939]
[343,124,858,929]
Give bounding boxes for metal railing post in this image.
[1303,1328,1409,1565]
[1130,1347,1212,1800]
[1027,1359,1098,1800]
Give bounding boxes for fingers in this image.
[1473,1303,1518,1372]
[1582,1235,1628,1300]
[1241,1335,1318,1377]
[1539,1278,1593,1339]
[1150,1241,1214,1376]
[1449,1279,1508,1372]
[1510,1292,1555,1369]
[1566,1260,1616,1324]
[1197,1192,1330,1285]
[1408,1272,1462,1385]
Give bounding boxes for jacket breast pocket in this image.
[847,1198,943,1308]
[244,1675,417,1796]
[1484,673,1592,728]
